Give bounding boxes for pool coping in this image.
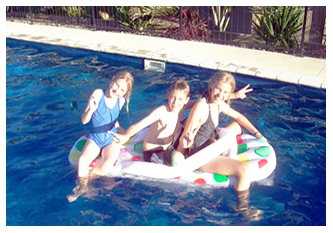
[6,21,326,89]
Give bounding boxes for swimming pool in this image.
[6,38,326,226]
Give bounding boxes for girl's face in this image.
[108,78,128,98]
[210,80,232,104]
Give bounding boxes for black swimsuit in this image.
[188,96,219,157]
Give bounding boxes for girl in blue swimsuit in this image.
[67,70,134,202]
[174,71,267,220]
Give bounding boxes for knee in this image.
[172,152,185,167]
[237,162,250,178]
[97,159,115,174]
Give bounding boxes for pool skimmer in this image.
[144,59,165,72]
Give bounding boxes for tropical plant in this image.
[164,7,211,41]
[210,6,233,32]
[61,6,86,17]
[114,6,179,31]
[251,6,304,48]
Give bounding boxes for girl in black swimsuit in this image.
[174,71,267,221]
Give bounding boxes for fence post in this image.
[179,6,183,40]
[28,6,33,25]
[299,6,308,57]
[91,6,97,30]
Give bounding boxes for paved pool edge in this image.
[6,21,326,89]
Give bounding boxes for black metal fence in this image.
[6,6,326,59]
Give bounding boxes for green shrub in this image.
[251,6,304,48]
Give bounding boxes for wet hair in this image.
[208,71,235,106]
[110,70,134,112]
[169,79,190,97]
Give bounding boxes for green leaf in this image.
[251,6,304,48]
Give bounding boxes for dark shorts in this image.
[143,149,173,166]
[143,119,185,167]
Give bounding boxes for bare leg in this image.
[198,156,262,220]
[67,139,100,202]
[67,176,89,202]
[172,150,185,167]
[199,156,250,191]
[235,189,263,221]
[77,139,101,177]
[90,142,121,176]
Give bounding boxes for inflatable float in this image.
[68,127,276,187]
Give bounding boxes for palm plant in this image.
[251,6,304,48]
[210,6,233,32]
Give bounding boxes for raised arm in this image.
[81,89,103,124]
[220,102,267,141]
[230,84,253,100]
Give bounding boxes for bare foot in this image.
[67,177,88,202]
[235,205,263,221]
[235,189,263,221]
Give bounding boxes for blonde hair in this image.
[169,79,190,97]
[110,70,134,112]
[209,71,235,106]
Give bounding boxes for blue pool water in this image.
[6,38,326,226]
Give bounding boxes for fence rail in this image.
[6,6,326,59]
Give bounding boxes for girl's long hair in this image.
[110,70,134,112]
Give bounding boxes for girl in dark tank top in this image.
[188,94,218,156]
[174,71,267,220]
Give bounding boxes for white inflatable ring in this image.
[68,128,276,187]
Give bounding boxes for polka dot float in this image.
[255,146,270,157]
[256,139,266,143]
[120,148,127,154]
[236,135,243,144]
[237,155,249,165]
[194,170,204,174]
[75,139,87,151]
[258,159,268,168]
[213,174,229,183]
[194,178,206,184]
[69,150,81,162]
[113,159,118,166]
[131,156,141,161]
[89,160,98,168]
[237,143,249,154]
[134,142,144,154]
[123,138,132,146]
[69,130,276,186]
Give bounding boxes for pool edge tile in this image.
[299,75,325,89]
[235,67,258,76]
[217,63,238,73]
[255,69,281,80]
[276,72,301,85]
